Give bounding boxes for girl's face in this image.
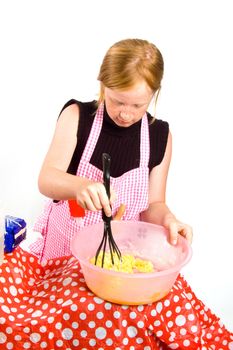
[104,82,154,127]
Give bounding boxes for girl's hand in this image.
[76,179,116,217]
[164,216,193,245]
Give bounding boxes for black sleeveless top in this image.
[60,100,169,178]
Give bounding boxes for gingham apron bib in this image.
[30,103,150,261]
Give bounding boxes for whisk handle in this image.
[102,153,111,199]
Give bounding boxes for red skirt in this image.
[0,247,232,350]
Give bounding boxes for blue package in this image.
[4,215,27,253]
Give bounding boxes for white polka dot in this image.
[55,322,62,330]
[6,328,13,334]
[173,295,179,302]
[87,303,95,311]
[97,312,104,319]
[64,289,71,296]
[137,321,144,328]
[150,309,157,316]
[41,304,48,311]
[137,305,144,311]
[95,327,107,340]
[23,342,31,349]
[93,297,104,304]
[0,317,6,324]
[43,282,49,289]
[104,303,112,310]
[14,335,21,341]
[48,332,54,339]
[169,343,179,349]
[106,338,113,346]
[30,333,41,343]
[79,313,87,320]
[114,329,121,337]
[40,342,47,348]
[113,311,121,319]
[136,338,144,344]
[48,317,54,323]
[164,299,170,307]
[15,278,22,284]
[56,298,64,305]
[175,315,186,326]
[79,297,86,303]
[32,310,42,317]
[1,305,10,314]
[6,343,13,349]
[23,327,30,334]
[62,328,73,340]
[183,340,190,347]
[105,320,112,328]
[228,341,233,350]
[156,330,163,337]
[0,277,6,283]
[17,314,24,319]
[130,312,137,319]
[0,332,7,343]
[168,321,173,328]
[62,299,73,307]
[121,305,129,310]
[175,306,181,313]
[180,328,187,335]
[89,339,96,346]
[154,320,160,327]
[40,326,47,333]
[62,313,70,321]
[72,322,79,329]
[122,320,127,327]
[56,339,63,347]
[72,339,79,347]
[166,310,172,317]
[188,313,195,321]
[123,338,129,345]
[127,326,138,338]
[185,302,192,310]
[63,277,72,286]
[71,304,78,312]
[191,325,198,333]
[88,321,95,328]
[80,330,87,338]
[156,302,163,313]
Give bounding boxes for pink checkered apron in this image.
[30,103,150,261]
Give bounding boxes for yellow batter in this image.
[90,251,154,273]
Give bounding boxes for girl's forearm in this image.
[38,167,87,200]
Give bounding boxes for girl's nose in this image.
[119,111,131,120]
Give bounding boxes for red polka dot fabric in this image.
[0,247,232,350]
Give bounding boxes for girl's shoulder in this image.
[59,99,97,118]
[147,113,169,167]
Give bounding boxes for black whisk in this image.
[95,153,122,267]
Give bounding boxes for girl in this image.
[1,38,232,349]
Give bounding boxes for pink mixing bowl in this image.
[71,220,192,305]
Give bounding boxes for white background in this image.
[1,0,232,331]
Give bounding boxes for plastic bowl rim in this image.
[71,220,193,279]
